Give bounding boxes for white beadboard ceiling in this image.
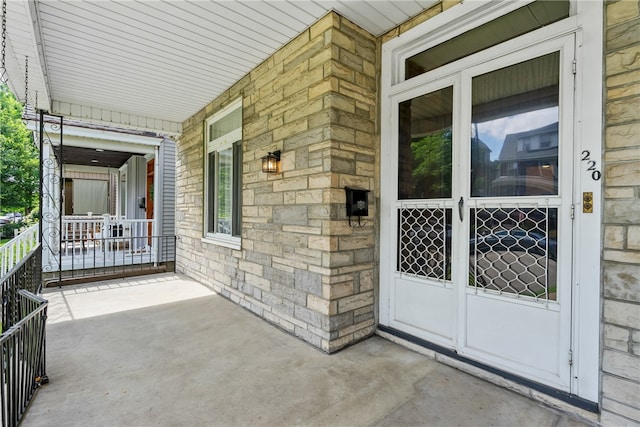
[4,0,438,134]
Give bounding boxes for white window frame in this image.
[379,0,602,402]
[203,98,242,250]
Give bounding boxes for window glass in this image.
[405,1,569,80]
[209,108,241,141]
[216,147,233,235]
[205,101,242,239]
[398,86,453,199]
[471,52,559,197]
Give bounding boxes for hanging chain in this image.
[24,55,28,105]
[35,89,38,110]
[1,0,7,84]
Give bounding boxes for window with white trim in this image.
[204,99,242,246]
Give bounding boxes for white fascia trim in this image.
[27,121,164,147]
[51,101,182,136]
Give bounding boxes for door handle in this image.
[458,197,464,221]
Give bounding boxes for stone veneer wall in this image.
[602,1,640,425]
[176,12,377,352]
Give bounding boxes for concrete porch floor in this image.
[22,273,594,427]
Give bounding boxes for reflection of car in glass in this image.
[470,229,557,261]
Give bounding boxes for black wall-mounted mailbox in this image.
[345,187,369,217]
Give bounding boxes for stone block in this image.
[296,189,324,204]
[294,304,324,329]
[605,324,631,352]
[604,299,640,329]
[603,374,640,409]
[272,282,306,307]
[322,281,354,299]
[602,398,640,426]
[309,78,338,100]
[272,119,309,142]
[609,69,640,88]
[607,96,640,125]
[284,98,324,124]
[327,60,356,83]
[284,68,325,98]
[327,28,355,51]
[604,262,640,302]
[607,45,640,76]
[606,161,640,186]
[307,294,334,315]
[254,192,284,206]
[323,251,354,268]
[294,269,323,296]
[605,226,626,249]
[359,269,374,291]
[328,311,354,331]
[326,334,354,353]
[605,147,640,162]
[608,82,640,99]
[339,318,376,337]
[284,37,326,72]
[310,12,338,40]
[284,127,325,151]
[308,235,337,251]
[326,124,356,144]
[603,349,640,380]
[245,272,271,291]
[634,330,640,350]
[607,1,640,27]
[337,291,374,313]
[628,226,640,250]
[605,200,640,224]
[339,234,374,251]
[264,266,295,287]
[272,205,307,226]
[604,249,640,264]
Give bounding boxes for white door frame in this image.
[379,0,602,402]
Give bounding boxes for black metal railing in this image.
[0,245,47,427]
[1,246,42,330]
[57,234,176,282]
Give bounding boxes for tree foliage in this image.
[0,85,38,215]
[410,129,452,199]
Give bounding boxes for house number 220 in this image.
[581,150,601,181]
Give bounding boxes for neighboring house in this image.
[29,115,176,273]
[3,1,638,425]
[493,122,559,196]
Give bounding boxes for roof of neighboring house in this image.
[498,122,559,162]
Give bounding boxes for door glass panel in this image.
[398,86,453,199]
[470,207,558,301]
[405,1,569,80]
[471,52,559,197]
[398,207,452,281]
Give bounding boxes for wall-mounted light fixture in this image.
[261,150,281,174]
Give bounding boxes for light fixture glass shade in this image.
[261,150,280,174]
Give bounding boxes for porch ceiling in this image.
[3,0,438,135]
[53,146,139,169]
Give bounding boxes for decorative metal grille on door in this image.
[398,206,452,281]
[470,205,558,301]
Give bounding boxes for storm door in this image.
[386,36,575,390]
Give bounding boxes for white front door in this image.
[382,36,575,391]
